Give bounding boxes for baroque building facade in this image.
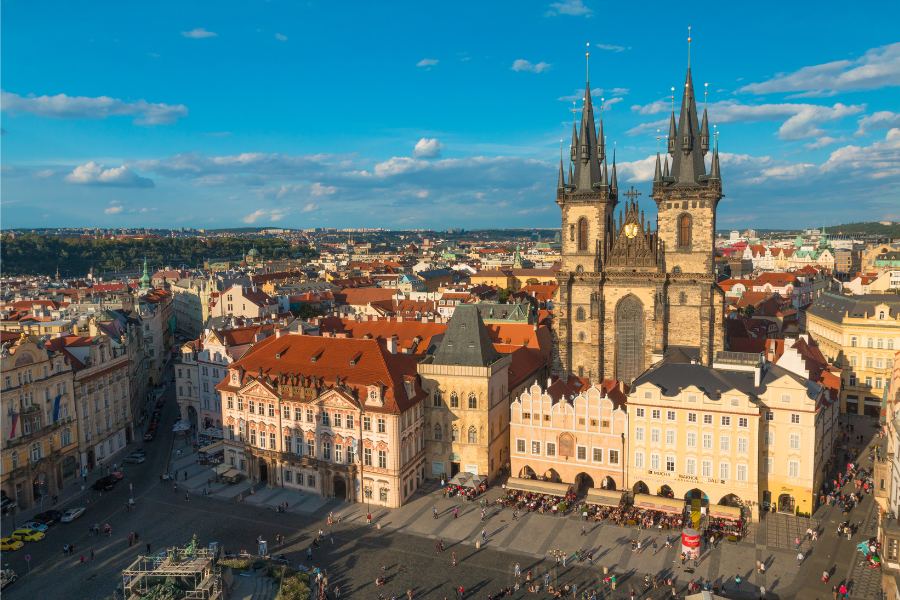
[553,66,724,383]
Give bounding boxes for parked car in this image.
[10,528,45,542]
[1,568,17,590]
[131,448,147,457]
[123,454,146,464]
[32,509,63,526]
[21,521,49,533]
[60,507,86,523]
[92,475,117,491]
[0,537,23,551]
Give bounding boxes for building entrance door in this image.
[450,462,460,477]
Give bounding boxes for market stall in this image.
[445,472,489,499]
[502,478,574,514]
[707,503,746,540]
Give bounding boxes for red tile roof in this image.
[333,287,398,306]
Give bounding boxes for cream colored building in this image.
[1,335,79,511]
[628,352,834,520]
[218,331,427,508]
[510,380,627,491]
[806,292,899,415]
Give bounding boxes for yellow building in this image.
[1,335,79,511]
[470,269,517,291]
[806,292,899,415]
[628,352,835,520]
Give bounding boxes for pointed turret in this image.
[667,112,677,154]
[568,163,574,187]
[570,122,578,163]
[653,152,662,183]
[663,156,670,178]
[572,83,603,191]
[700,108,710,154]
[139,257,151,291]
[669,67,707,185]
[709,143,720,181]
[610,150,618,194]
[601,156,608,187]
[597,116,606,163]
[557,159,565,190]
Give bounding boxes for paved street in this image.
[1,380,882,600]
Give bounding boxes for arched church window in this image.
[467,426,477,444]
[575,307,586,322]
[451,426,459,442]
[678,213,692,248]
[433,423,442,440]
[450,392,459,408]
[569,224,575,241]
[615,295,645,384]
[577,217,588,251]
[468,393,477,409]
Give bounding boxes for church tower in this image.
[651,63,725,365]
[553,59,618,380]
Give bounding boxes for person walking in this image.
[433,506,438,519]
[796,550,804,564]
[581,524,586,536]
[451,551,457,567]
[146,542,152,553]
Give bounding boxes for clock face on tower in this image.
[624,222,639,239]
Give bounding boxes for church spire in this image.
[663,155,670,178]
[700,106,710,155]
[669,59,707,185]
[667,110,677,154]
[571,45,602,191]
[653,152,662,183]
[558,157,565,190]
[709,126,721,180]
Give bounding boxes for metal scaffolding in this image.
[121,543,223,600]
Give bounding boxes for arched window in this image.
[451,426,459,442]
[450,392,459,408]
[679,291,687,305]
[467,426,477,444]
[577,217,588,251]
[433,390,442,407]
[615,295,645,384]
[433,423,442,440]
[569,224,575,241]
[677,213,692,248]
[468,393,477,409]
[575,307,586,322]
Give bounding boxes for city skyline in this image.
[2,0,899,230]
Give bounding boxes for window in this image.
[788,460,799,478]
[364,447,372,466]
[306,439,315,457]
[363,416,372,431]
[666,430,675,446]
[702,433,712,449]
[378,450,387,469]
[283,405,290,419]
[736,464,747,482]
[347,444,355,464]
[719,436,730,452]
[677,213,692,248]
[791,413,800,424]
[593,448,603,462]
[851,336,857,347]
[868,337,874,349]
[790,433,800,449]
[685,457,697,475]
[284,469,292,483]
[666,410,676,421]
[636,408,645,418]
[876,378,883,389]
[284,434,291,451]
[866,376,873,387]
[334,414,343,428]
[269,432,276,449]
[306,408,314,423]
[516,439,526,453]
[650,453,660,470]
[703,414,712,425]
[546,442,556,456]
[450,392,459,408]
[688,412,697,423]
[250,429,257,445]
[635,427,644,442]
[866,357,874,368]
[347,415,354,429]
[666,456,675,472]
[737,437,748,454]
[575,307,586,322]
[468,393,477,409]
[651,428,660,443]
[608,449,619,465]
[451,426,459,442]
[377,418,386,433]
[249,400,255,413]
[765,430,774,446]
[307,474,316,488]
[687,432,697,448]
[738,417,748,428]
[721,416,731,426]
[635,451,644,469]
[30,442,42,462]
[433,391,442,407]
[766,457,774,473]
[719,462,729,481]
[532,441,541,454]
[651,409,661,420]
[434,424,443,441]
[467,426,477,444]
[577,217,588,251]
[577,446,587,460]
[765,411,774,421]
[335,444,343,463]
[322,412,330,426]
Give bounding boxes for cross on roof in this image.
[624,186,641,201]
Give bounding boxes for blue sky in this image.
[2,0,899,230]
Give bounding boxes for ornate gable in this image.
[316,387,361,410]
[239,378,278,400]
[606,192,662,270]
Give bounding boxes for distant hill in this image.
[826,222,899,237]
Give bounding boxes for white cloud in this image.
[1,91,188,125]
[628,98,865,140]
[65,161,154,187]
[414,189,430,198]
[310,182,337,196]
[739,42,900,96]
[821,128,900,178]
[546,0,592,16]
[413,137,442,158]
[626,118,668,137]
[182,28,217,39]
[856,111,900,136]
[602,97,623,111]
[274,33,288,42]
[745,163,816,184]
[594,43,626,52]
[416,58,438,68]
[805,136,840,149]
[302,202,318,213]
[559,87,628,102]
[511,59,551,74]
[104,203,124,215]
[242,208,288,224]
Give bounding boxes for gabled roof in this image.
[432,304,501,367]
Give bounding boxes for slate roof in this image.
[432,304,501,367]
[807,292,900,322]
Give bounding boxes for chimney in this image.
[275,328,283,339]
[386,335,398,354]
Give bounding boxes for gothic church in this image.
[553,65,725,383]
